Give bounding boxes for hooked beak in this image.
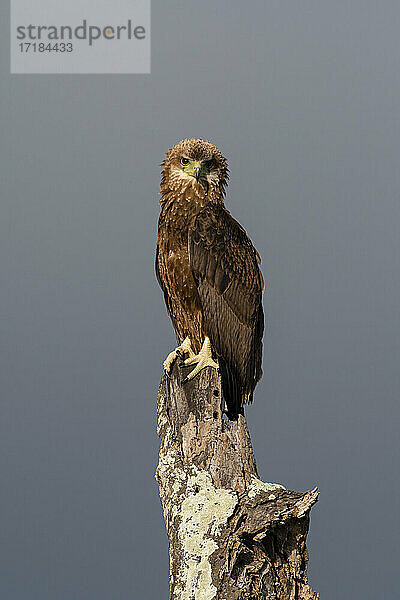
[195,167,201,182]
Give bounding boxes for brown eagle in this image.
[156,138,264,419]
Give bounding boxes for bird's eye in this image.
[180,157,189,165]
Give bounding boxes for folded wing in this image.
[188,204,264,416]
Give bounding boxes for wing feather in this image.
[189,204,264,416]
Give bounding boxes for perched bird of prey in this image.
[156,138,264,419]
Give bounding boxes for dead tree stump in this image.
[155,363,319,600]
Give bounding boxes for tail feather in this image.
[219,357,243,420]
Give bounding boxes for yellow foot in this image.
[163,337,195,376]
[182,337,219,383]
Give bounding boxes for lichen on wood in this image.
[155,364,319,600]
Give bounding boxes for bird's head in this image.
[160,138,229,201]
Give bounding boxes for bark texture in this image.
[156,364,319,600]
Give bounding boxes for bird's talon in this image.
[162,337,195,377]
[183,357,199,367]
[178,337,219,383]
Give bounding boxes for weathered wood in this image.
[156,363,319,600]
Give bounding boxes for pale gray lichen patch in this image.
[247,475,285,499]
[175,467,238,600]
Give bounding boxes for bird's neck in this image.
[160,180,223,215]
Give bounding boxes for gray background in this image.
[1,1,399,598]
